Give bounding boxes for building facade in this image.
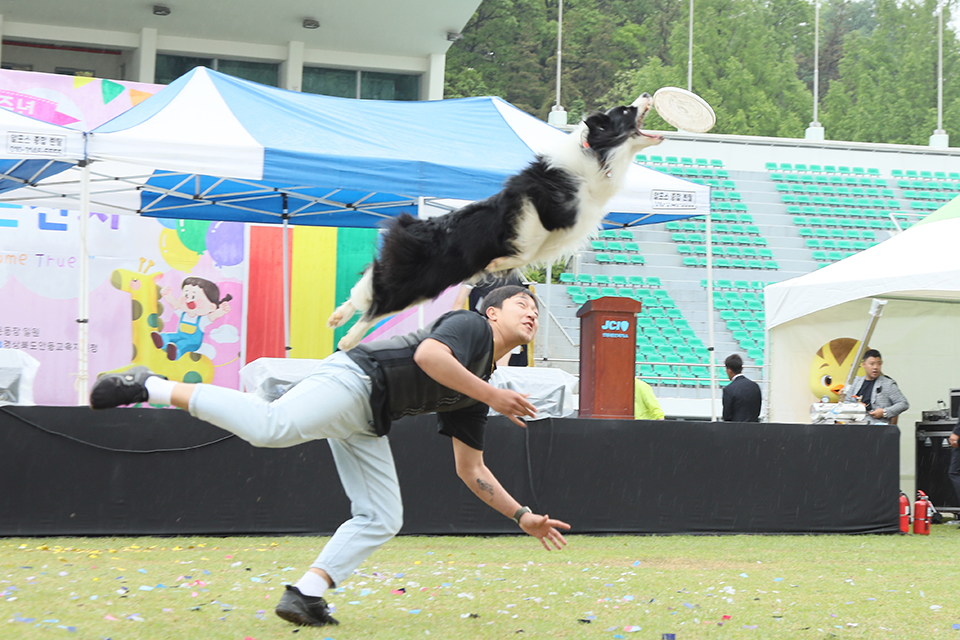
[0,0,481,99]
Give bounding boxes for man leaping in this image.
[90,285,570,627]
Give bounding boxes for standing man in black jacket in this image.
[722,353,762,422]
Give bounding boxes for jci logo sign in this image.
[600,319,630,338]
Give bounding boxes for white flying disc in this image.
[652,87,716,133]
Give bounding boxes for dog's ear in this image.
[583,110,610,133]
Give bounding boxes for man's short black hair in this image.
[862,348,882,361]
[481,285,537,317]
[724,353,743,374]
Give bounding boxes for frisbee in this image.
[652,87,716,133]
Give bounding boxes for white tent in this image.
[766,197,960,487]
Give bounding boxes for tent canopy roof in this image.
[765,196,960,329]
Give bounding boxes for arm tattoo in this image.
[476,478,495,496]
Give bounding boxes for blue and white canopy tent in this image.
[67,67,709,225]
[0,67,711,403]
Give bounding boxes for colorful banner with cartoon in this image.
[0,206,245,405]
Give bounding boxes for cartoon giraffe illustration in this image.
[98,258,215,384]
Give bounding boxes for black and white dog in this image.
[328,93,664,350]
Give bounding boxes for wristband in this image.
[512,506,532,525]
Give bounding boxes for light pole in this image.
[930,0,949,147]
[687,0,694,92]
[548,0,568,127]
[805,0,825,140]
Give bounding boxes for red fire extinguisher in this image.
[899,491,912,533]
[913,490,931,535]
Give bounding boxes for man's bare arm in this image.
[452,438,569,550]
[413,338,536,426]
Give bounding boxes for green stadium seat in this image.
[576,274,593,284]
[594,274,610,285]
[596,253,612,263]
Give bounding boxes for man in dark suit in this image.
[722,354,762,422]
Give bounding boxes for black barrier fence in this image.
[0,406,899,536]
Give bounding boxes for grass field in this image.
[2,526,959,639]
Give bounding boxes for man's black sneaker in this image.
[275,585,339,627]
[89,366,163,410]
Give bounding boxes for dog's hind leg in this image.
[337,313,387,351]
[327,268,374,329]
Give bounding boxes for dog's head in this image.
[582,93,663,165]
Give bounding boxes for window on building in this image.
[156,54,279,87]
[361,71,419,101]
[301,67,356,99]
[2,40,128,80]
[216,59,279,87]
[155,54,213,85]
[302,67,420,101]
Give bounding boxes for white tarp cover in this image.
[766,197,960,486]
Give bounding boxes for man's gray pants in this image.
[188,351,402,587]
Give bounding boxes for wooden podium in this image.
[577,296,643,419]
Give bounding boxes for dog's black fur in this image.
[329,94,663,350]
[367,161,581,318]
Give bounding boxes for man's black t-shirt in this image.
[857,378,877,411]
[345,310,495,450]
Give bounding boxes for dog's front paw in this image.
[337,335,360,351]
[327,310,345,328]
[327,302,355,328]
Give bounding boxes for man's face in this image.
[491,293,539,344]
[862,356,883,381]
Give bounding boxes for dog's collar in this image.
[581,136,613,178]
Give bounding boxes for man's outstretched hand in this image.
[519,512,570,550]
[487,389,537,427]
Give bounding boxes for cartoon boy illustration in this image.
[151,276,232,361]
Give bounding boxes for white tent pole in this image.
[706,207,717,421]
[545,262,552,362]
[76,160,91,405]
[282,194,290,357]
[417,195,425,330]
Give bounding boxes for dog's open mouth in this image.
[632,94,663,141]
[637,107,663,141]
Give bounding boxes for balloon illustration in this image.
[159,227,200,271]
[206,221,245,267]
[156,217,180,230]
[176,219,210,254]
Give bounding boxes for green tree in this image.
[822,0,960,145]
[605,0,812,137]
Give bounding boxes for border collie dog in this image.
[329,93,664,350]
